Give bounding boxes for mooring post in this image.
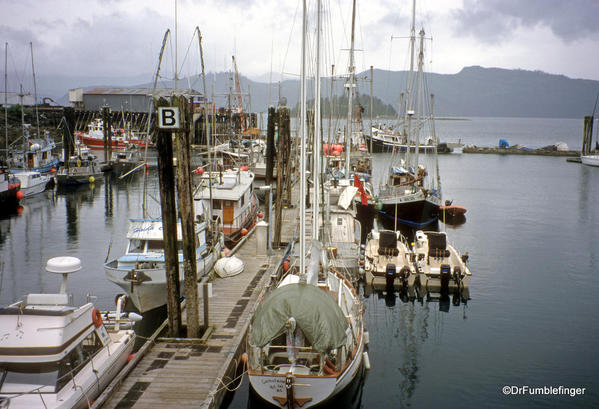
[63,107,75,165]
[155,96,181,337]
[583,116,593,155]
[265,106,276,185]
[274,107,289,247]
[174,94,201,338]
[102,106,111,163]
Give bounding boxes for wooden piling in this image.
[155,97,181,337]
[173,95,201,338]
[582,116,594,155]
[266,106,276,185]
[102,106,112,162]
[62,107,75,163]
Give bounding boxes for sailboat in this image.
[581,95,599,166]
[375,0,441,229]
[247,1,366,406]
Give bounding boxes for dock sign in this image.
[158,107,180,129]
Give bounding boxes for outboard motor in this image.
[440,264,451,293]
[398,266,410,290]
[385,263,396,288]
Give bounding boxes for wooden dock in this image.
[98,229,284,409]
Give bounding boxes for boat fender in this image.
[92,308,103,328]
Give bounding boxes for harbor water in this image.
[1,117,598,408]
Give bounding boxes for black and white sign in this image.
[158,107,180,129]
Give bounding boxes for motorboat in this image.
[363,230,415,291]
[56,153,104,186]
[247,242,366,408]
[0,256,136,409]
[106,144,145,177]
[104,218,223,312]
[411,230,471,295]
[12,170,54,197]
[193,167,259,248]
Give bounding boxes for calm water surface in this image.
[1,117,598,408]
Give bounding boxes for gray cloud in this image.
[453,0,599,43]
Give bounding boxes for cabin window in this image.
[240,195,245,207]
[0,361,60,393]
[212,200,221,210]
[147,240,164,251]
[128,239,145,253]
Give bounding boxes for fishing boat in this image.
[375,3,441,229]
[363,229,415,291]
[104,217,223,312]
[193,166,259,248]
[55,152,104,185]
[365,126,436,153]
[78,118,150,149]
[0,256,136,409]
[7,130,60,174]
[11,170,54,197]
[247,243,366,409]
[0,169,21,214]
[107,144,145,177]
[412,230,471,295]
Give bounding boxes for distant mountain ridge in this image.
[44,66,599,119]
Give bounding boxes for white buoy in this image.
[363,351,371,370]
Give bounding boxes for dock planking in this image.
[100,229,283,409]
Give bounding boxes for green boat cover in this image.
[250,283,348,353]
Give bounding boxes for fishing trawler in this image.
[193,166,259,248]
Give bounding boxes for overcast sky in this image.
[2,0,599,92]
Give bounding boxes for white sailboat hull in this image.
[581,155,599,166]
[249,341,364,408]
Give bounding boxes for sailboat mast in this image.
[174,0,179,89]
[197,27,213,222]
[4,42,7,157]
[312,0,321,240]
[30,42,40,139]
[413,28,425,168]
[299,0,307,275]
[405,0,416,169]
[344,0,357,179]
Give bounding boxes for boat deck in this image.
[98,230,283,409]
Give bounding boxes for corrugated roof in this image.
[84,88,203,97]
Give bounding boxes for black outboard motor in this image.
[386,263,396,288]
[440,264,451,293]
[398,266,410,290]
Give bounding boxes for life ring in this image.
[92,308,103,328]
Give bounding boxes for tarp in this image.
[498,139,510,148]
[250,283,348,353]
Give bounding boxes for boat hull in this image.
[364,133,436,154]
[249,341,364,409]
[581,155,599,167]
[81,135,151,149]
[378,196,440,229]
[105,247,220,312]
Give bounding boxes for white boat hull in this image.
[105,248,219,312]
[249,341,363,408]
[0,331,134,409]
[581,155,599,167]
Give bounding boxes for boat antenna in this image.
[30,42,41,139]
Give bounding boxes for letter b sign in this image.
[158,107,180,129]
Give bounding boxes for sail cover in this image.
[250,283,348,353]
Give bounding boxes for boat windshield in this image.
[0,362,60,394]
